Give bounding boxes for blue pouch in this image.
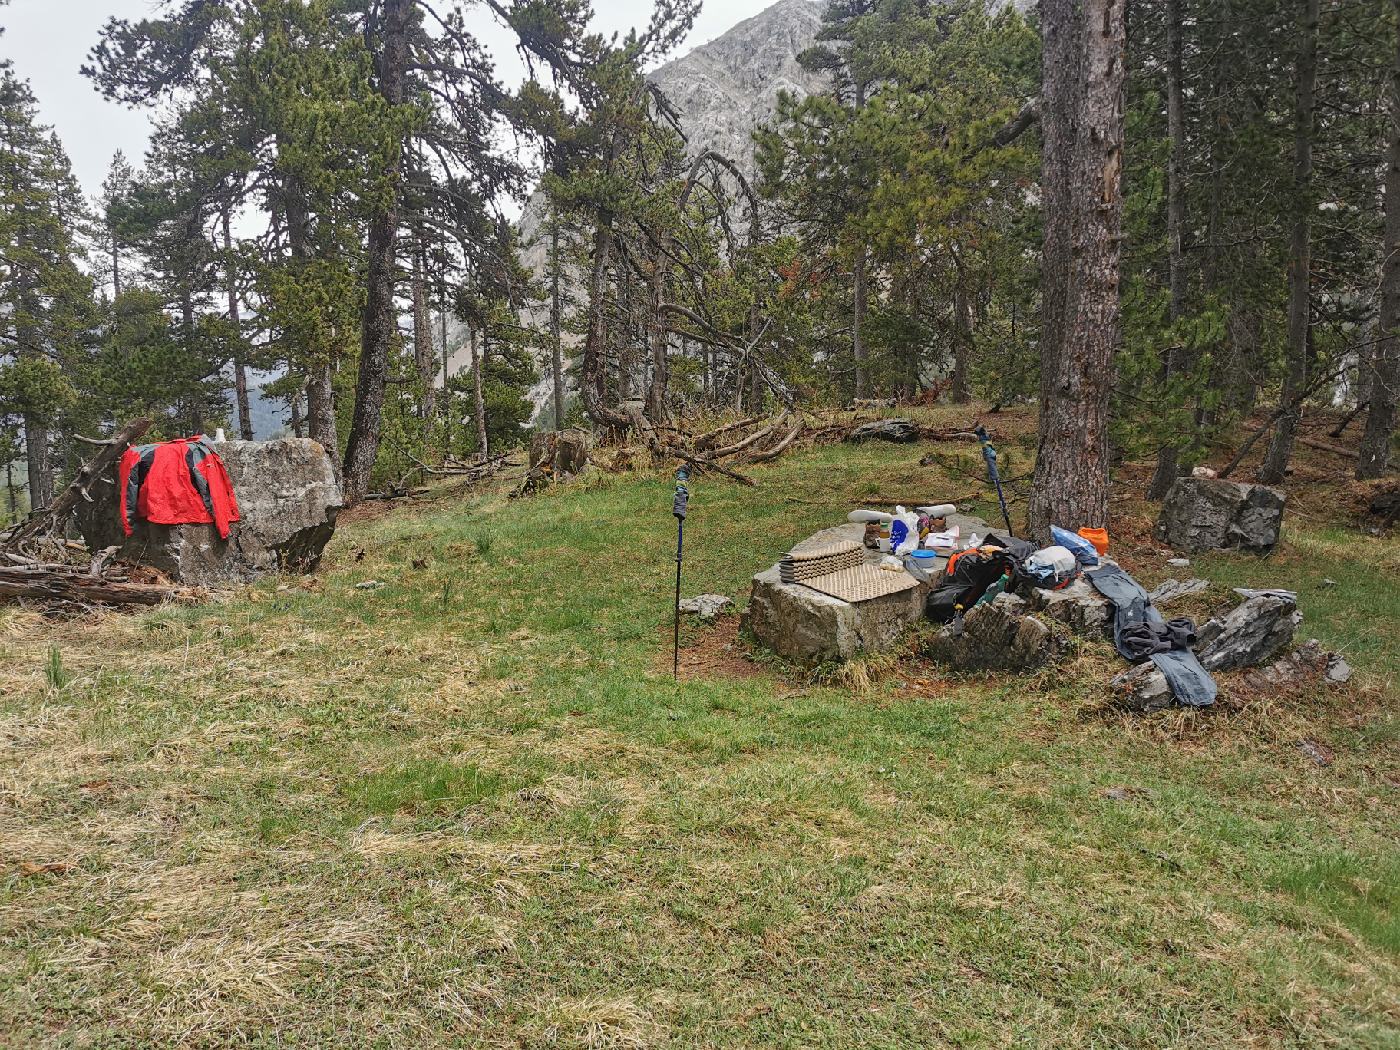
[1051,526,1100,567]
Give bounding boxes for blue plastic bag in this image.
[1051,525,1100,567]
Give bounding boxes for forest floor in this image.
[1,404,1397,1048]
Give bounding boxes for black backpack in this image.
[927,547,1014,623]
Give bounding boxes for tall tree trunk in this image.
[470,327,488,458]
[952,266,972,404]
[110,233,122,300]
[1259,0,1319,485]
[283,175,339,470]
[411,238,435,420]
[290,380,305,440]
[1028,0,1127,541]
[1149,0,1189,498]
[342,0,411,503]
[852,81,870,400]
[550,211,566,431]
[1359,3,1400,479]
[225,209,254,441]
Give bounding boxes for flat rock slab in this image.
[846,418,920,443]
[76,437,342,587]
[1021,573,1114,638]
[1155,477,1286,554]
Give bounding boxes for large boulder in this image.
[923,593,1065,672]
[75,438,342,586]
[1196,592,1301,672]
[1155,478,1286,554]
[743,524,928,666]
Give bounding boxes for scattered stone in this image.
[1155,477,1286,554]
[355,580,384,590]
[1325,656,1353,684]
[678,594,733,620]
[1196,593,1301,672]
[845,418,920,444]
[1243,639,1328,690]
[1297,739,1334,767]
[1167,558,1191,568]
[1020,575,1113,638]
[1148,578,1210,605]
[1110,662,1175,713]
[923,593,1065,672]
[74,437,343,586]
[1320,578,1337,588]
[1191,466,1218,480]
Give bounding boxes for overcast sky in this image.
[0,0,768,201]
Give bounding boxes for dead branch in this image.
[5,418,151,553]
[0,563,192,608]
[743,420,804,464]
[677,452,755,486]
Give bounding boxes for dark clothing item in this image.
[1119,617,1197,661]
[1087,564,1217,707]
[119,436,240,540]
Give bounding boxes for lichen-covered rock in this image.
[1148,578,1211,605]
[679,594,733,620]
[924,593,1064,672]
[1110,662,1175,713]
[743,523,927,666]
[1021,575,1113,638]
[1155,478,1286,554]
[1196,593,1301,671]
[75,437,342,586]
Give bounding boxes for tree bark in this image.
[224,209,254,442]
[852,80,870,400]
[1259,0,1319,485]
[283,179,339,470]
[470,327,488,459]
[550,210,566,431]
[1148,0,1189,499]
[342,0,411,503]
[1359,2,1400,480]
[1028,0,1127,542]
[952,267,972,404]
[411,237,435,420]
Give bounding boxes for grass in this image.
[0,404,1396,1047]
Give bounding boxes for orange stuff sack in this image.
[1078,527,1109,556]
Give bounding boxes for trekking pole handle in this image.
[673,467,690,520]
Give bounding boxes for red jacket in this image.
[119,436,240,540]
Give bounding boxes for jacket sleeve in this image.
[118,445,148,537]
[192,443,240,540]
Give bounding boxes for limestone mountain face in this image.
[456,0,831,411]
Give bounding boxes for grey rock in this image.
[1196,593,1301,672]
[923,593,1065,672]
[1155,477,1286,554]
[1297,739,1334,767]
[1148,578,1210,605]
[1243,639,1328,689]
[1110,662,1175,713]
[1021,575,1113,638]
[744,523,928,666]
[1325,656,1353,684]
[845,418,920,444]
[1321,578,1337,588]
[75,437,342,587]
[1167,558,1191,568]
[355,580,384,591]
[679,594,733,620]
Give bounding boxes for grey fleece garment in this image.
[1087,564,1217,708]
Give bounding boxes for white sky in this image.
[0,0,769,201]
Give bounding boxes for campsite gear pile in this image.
[118,435,240,540]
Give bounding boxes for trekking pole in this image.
[671,465,690,681]
[975,424,1015,537]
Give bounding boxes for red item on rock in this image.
[118,436,240,539]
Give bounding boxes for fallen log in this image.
[693,415,765,452]
[744,420,804,464]
[0,564,190,608]
[5,418,151,552]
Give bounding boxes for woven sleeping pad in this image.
[797,562,922,603]
[779,540,866,583]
